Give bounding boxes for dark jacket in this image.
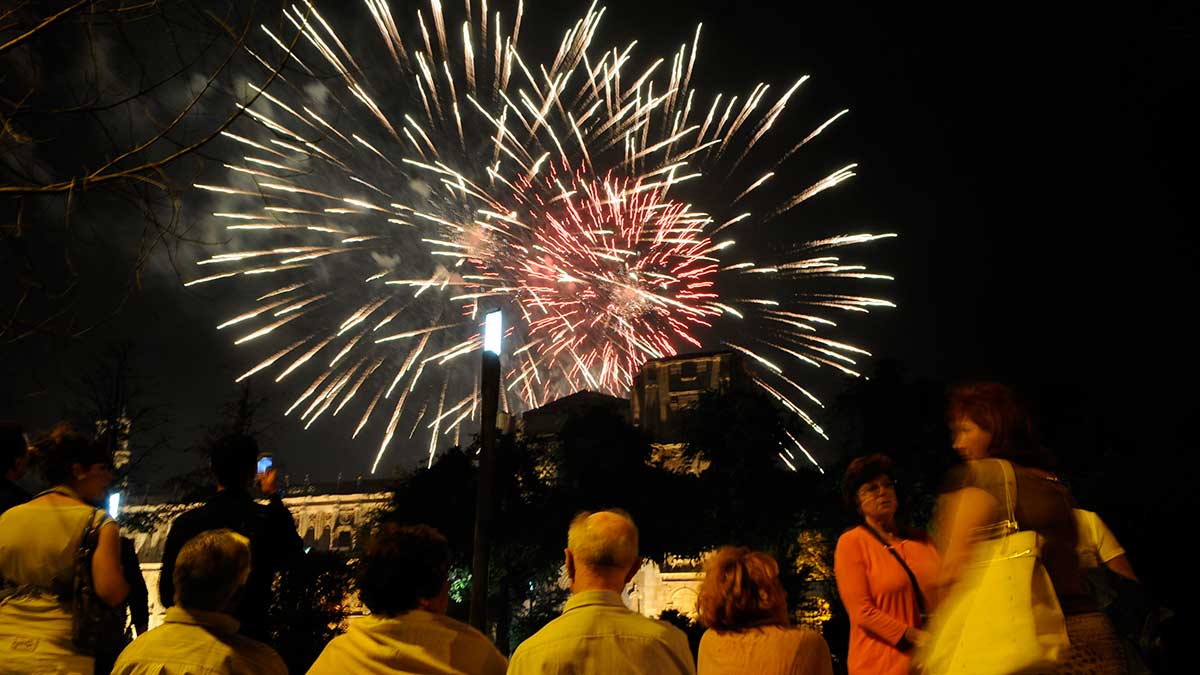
[159,489,303,641]
[121,536,149,634]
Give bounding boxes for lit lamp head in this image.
[484,310,503,355]
[107,492,121,518]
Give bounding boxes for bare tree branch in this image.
[0,0,91,55]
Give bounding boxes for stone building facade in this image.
[125,484,702,628]
[125,485,391,629]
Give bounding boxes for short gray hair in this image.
[567,509,639,570]
[173,529,252,611]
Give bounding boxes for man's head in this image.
[173,529,252,614]
[210,434,258,491]
[0,421,29,481]
[357,523,452,616]
[564,509,640,593]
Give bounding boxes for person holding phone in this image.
[159,434,303,643]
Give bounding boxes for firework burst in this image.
[189,0,896,473]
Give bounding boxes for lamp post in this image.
[470,310,502,631]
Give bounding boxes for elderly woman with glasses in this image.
[833,454,940,675]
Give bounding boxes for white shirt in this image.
[1073,509,1126,569]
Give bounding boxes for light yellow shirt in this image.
[112,607,287,675]
[306,610,507,675]
[698,625,833,675]
[508,590,696,675]
[0,499,112,673]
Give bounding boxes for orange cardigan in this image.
[833,526,940,675]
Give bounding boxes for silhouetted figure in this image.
[159,434,303,642]
[95,536,152,674]
[0,421,31,516]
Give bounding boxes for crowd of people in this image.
[0,380,1151,674]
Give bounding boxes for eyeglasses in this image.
[857,479,895,497]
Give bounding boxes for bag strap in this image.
[862,524,929,623]
[76,507,104,560]
[996,459,1018,533]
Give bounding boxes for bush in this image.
[267,551,355,672]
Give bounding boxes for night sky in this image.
[3,1,1197,504]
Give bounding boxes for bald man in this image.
[508,510,695,674]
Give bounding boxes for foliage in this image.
[658,609,705,659]
[166,384,272,501]
[679,386,829,557]
[267,550,355,673]
[380,383,842,653]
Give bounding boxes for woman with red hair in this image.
[696,546,833,675]
[937,381,1126,673]
[834,453,941,675]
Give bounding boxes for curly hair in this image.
[357,523,450,616]
[30,423,112,486]
[947,381,1053,469]
[696,547,789,631]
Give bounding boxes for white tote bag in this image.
[915,459,1070,674]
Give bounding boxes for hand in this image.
[257,467,279,496]
[904,627,931,649]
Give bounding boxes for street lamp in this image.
[470,310,502,631]
[484,310,502,355]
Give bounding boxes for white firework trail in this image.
[188,0,896,473]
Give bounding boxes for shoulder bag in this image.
[914,459,1070,674]
[71,506,110,655]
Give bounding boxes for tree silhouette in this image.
[2,1,303,346]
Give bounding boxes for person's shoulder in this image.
[228,633,287,673]
[598,602,687,639]
[942,458,1009,493]
[432,611,502,644]
[1073,508,1098,527]
[779,624,828,647]
[510,609,594,662]
[645,613,689,639]
[511,612,563,653]
[835,525,871,549]
[168,501,211,527]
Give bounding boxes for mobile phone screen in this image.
[257,456,273,474]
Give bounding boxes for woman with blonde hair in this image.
[0,424,130,674]
[696,546,833,675]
